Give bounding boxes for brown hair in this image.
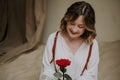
[60,1,96,44]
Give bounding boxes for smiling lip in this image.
[70,30,78,34]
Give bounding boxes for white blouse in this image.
[40,31,99,80]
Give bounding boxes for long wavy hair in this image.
[60,1,96,44]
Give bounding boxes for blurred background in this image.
[0,0,120,80]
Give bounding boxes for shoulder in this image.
[89,39,99,64]
[92,39,98,46]
[92,39,99,54]
[90,39,99,51]
[48,31,58,41]
[85,39,98,47]
[46,31,58,45]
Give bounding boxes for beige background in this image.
[41,0,120,43]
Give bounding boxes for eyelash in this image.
[70,23,75,25]
[78,25,84,28]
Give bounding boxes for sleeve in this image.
[40,34,58,80]
[77,39,99,80]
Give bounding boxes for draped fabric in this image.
[0,0,46,63]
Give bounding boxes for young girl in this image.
[40,1,99,80]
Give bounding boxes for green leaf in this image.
[54,72,62,78]
[64,74,72,80]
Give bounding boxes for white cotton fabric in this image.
[40,32,99,80]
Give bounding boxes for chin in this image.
[69,34,80,39]
[67,31,80,39]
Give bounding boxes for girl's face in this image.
[66,15,86,40]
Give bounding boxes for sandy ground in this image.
[0,45,44,80]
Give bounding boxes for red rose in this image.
[54,59,72,80]
[56,59,71,68]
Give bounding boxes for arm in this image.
[77,40,99,80]
[41,34,57,80]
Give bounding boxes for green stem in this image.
[63,72,64,80]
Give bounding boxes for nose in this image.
[71,26,78,33]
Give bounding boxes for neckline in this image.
[59,32,85,55]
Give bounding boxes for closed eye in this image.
[70,22,75,25]
[78,25,85,28]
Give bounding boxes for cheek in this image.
[80,29,85,34]
[66,25,72,30]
